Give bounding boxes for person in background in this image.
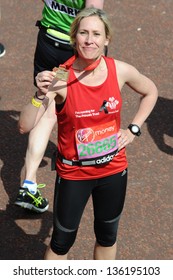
[15,0,104,213]
[0,43,6,57]
[18,7,158,259]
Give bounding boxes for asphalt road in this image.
[0,0,172,260]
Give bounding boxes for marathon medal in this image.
[53,66,69,82]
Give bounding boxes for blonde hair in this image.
[70,7,112,47]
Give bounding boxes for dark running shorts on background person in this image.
[33,29,74,85]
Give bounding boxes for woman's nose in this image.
[85,34,93,44]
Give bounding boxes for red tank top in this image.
[56,56,128,180]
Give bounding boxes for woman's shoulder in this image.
[104,56,130,70]
[113,59,138,76]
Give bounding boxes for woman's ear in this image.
[104,38,110,46]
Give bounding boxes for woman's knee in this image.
[50,223,78,255]
[94,215,121,247]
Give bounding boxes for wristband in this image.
[34,91,45,101]
[31,97,42,108]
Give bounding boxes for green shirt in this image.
[41,0,85,33]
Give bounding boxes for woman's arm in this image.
[116,60,158,150]
[117,60,158,127]
[18,75,66,134]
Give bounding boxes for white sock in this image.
[22,180,37,194]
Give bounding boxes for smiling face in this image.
[75,15,109,61]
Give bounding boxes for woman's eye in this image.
[79,31,86,35]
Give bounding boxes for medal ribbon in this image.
[59,55,102,72]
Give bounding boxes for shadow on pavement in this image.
[146,96,173,155]
[0,205,52,260]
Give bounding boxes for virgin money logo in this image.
[76,128,94,143]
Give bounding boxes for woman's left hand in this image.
[118,128,135,150]
[36,71,56,94]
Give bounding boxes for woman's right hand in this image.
[35,70,56,94]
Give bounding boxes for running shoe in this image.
[0,43,6,58]
[14,184,49,213]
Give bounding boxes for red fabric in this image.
[56,56,128,180]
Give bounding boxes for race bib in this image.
[75,120,118,162]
